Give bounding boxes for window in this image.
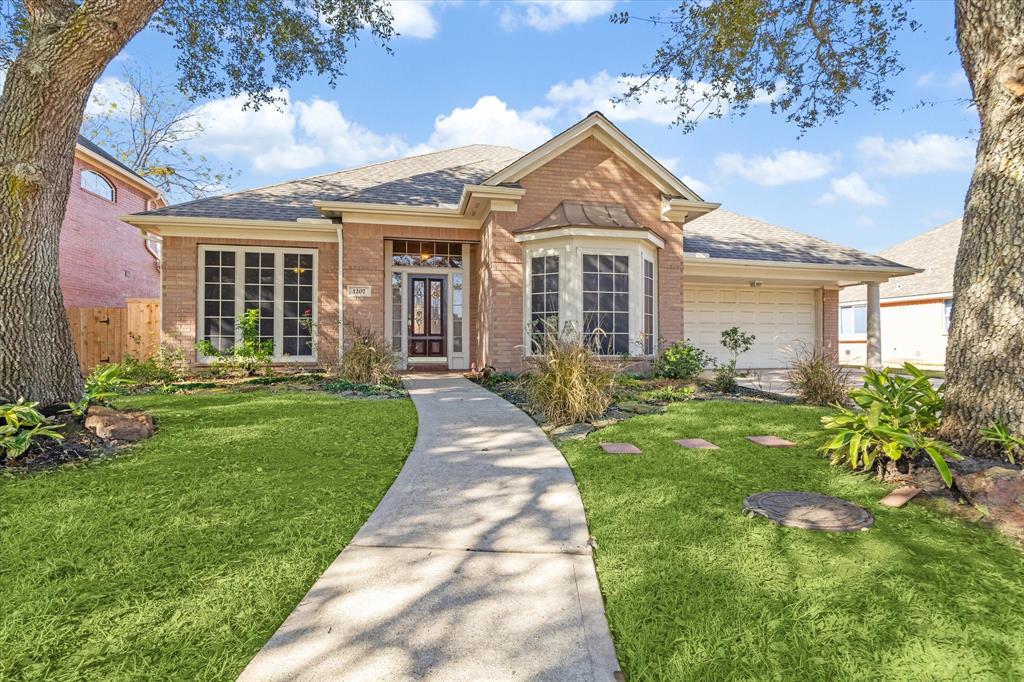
[282,253,314,356]
[452,273,464,353]
[391,272,403,352]
[200,247,317,360]
[582,254,629,355]
[944,298,953,332]
[202,250,236,353]
[529,255,560,353]
[391,240,464,268]
[81,170,115,201]
[643,258,655,355]
[840,304,867,336]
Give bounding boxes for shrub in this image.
[654,340,712,381]
[819,364,960,485]
[196,309,274,376]
[1,400,64,460]
[786,347,850,406]
[118,345,187,386]
[980,422,1024,464]
[638,385,695,403]
[524,327,616,426]
[713,327,756,393]
[340,322,400,387]
[67,363,130,416]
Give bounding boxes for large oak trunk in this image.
[942,0,1024,449]
[0,1,162,405]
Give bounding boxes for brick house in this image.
[62,136,164,307]
[124,113,914,371]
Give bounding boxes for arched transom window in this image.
[81,169,115,202]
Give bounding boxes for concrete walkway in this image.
[238,374,620,681]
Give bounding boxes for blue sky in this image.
[98,0,976,254]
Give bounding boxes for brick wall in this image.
[822,288,839,360]
[161,236,339,366]
[485,135,685,371]
[60,157,160,307]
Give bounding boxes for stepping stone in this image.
[746,435,796,448]
[880,486,921,508]
[674,438,719,450]
[600,442,642,455]
[743,491,874,532]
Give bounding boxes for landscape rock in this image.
[952,460,1024,539]
[615,401,664,415]
[85,405,155,442]
[549,423,595,441]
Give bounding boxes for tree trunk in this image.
[942,0,1024,450]
[0,0,163,405]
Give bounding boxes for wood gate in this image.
[66,298,160,373]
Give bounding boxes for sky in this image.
[91,0,976,254]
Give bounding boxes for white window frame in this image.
[81,169,116,202]
[839,303,867,340]
[642,254,658,355]
[943,298,953,334]
[196,245,319,364]
[521,236,658,358]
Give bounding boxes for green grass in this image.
[0,391,417,681]
[560,400,1024,681]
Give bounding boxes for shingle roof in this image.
[76,135,152,187]
[685,209,910,269]
[839,218,961,302]
[137,144,525,221]
[515,201,644,233]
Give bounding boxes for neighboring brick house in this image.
[61,136,164,307]
[125,112,914,371]
[839,218,961,368]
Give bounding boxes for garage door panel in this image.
[684,286,818,368]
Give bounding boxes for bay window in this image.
[529,255,560,352]
[199,246,317,361]
[582,254,629,355]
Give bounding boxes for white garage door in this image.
[683,286,817,368]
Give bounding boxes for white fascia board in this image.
[514,226,666,249]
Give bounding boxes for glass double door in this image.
[408,276,446,358]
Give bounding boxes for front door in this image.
[408,276,446,357]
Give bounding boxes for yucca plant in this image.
[819,363,961,486]
[524,326,616,426]
[2,399,64,460]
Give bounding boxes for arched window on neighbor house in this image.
[80,169,115,202]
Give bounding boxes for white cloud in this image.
[422,96,553,150]
[86,76,134,117]
[680,175,712,196]
[391,0,439,39]
[817,172,887,206]
[915,69,968,88]
[500,1,615,32]
[546,70,729,125]
[191,93,410,172]
[858,133,975,176]
[714,149,834,186]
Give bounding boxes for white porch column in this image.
[866,282,882,369]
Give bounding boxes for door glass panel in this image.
[391,272,403,352]
[413,280,425,334]
[430,281,442,335]
[452,274,463,353]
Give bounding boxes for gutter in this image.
[337,223,344,366]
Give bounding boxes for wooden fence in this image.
[66,298,160,373]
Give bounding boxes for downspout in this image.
[336,222,344,366]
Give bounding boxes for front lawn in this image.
[0,391,417,680]
[560,400,1024,681]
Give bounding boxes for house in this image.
[63,135,164,307]
[838,218,961,368]
[123,112,915,372]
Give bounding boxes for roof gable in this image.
[484,112,706,202]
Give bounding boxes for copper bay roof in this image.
[515,201,645,233]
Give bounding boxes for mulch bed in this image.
[2,414,121,473]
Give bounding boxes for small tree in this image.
[713,327,755,392]
[82,64,238,202]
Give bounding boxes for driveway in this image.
[238,374,620,681]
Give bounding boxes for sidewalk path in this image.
[238,374,620,681]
